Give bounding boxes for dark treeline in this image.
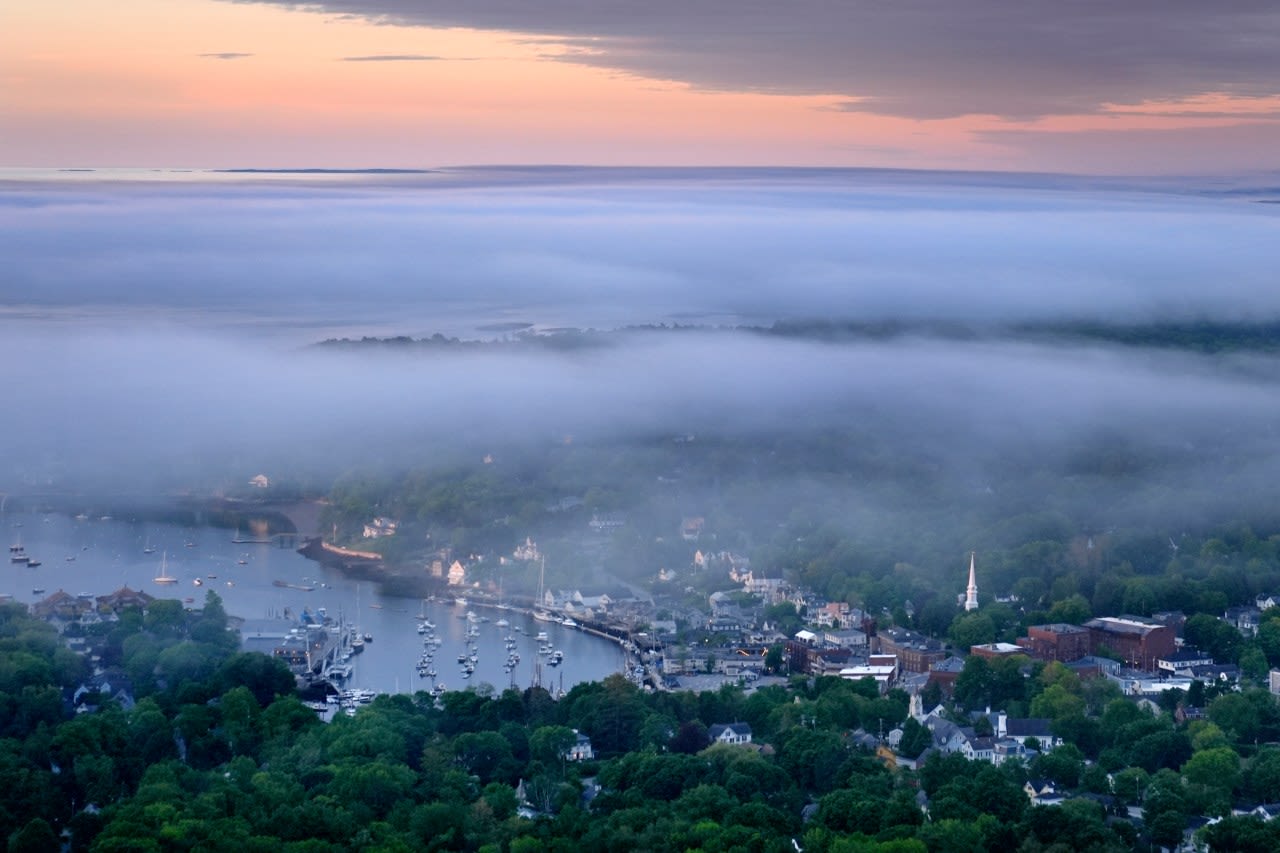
[315,318,1280,355]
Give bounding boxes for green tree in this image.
[948,612,996,650]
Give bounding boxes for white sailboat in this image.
[153,551,177,584]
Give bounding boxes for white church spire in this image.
[964,551,979,612]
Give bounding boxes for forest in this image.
[7,591,1280,852]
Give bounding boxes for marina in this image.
[3,511,627,696]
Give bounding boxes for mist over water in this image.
[4,166,1280,543]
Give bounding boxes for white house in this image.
[708,723,753,745]
[565,730,595,761]
[363,517,398,539]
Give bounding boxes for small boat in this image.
[65,555,76,561]
[496,617,509,627]
[272,580,315,591]
[32,588,45,595]
[193,578,203,587]
[560,618,577,628]
[26,559,41,568]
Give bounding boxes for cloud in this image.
[232,1,1280,121]
[340,54,460,62]
[199,52,254,60]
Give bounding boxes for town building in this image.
[927,656,966,697]
[1084,616,1176,671]
[1017,624,1091,663]
[969,642,1026,660]
[876,626,947,673]
[1156,648,1215,674]
[839,655,898,690]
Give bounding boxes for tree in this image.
[1209,692,1262,744]
[898,716,932,759]
[1031,743,1084,788]
[1046,594,1091,625]
[144,599,188,636]
[1184,613,1242,663]
[953,656,993,710]
[948,613,996,650]
[528,726,577,768]
[453,731,517,784]
[1240,647,1269,683]
[765,602,803,636]
[764,644,785,674]
[7,818,58,853]
[1029,684,1085,722]
[669,721,709,755]
[1246,748,1280,802]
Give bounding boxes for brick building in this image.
[1017,624,1091,663]
[876,627,947,673]
[1085,616,1176,671]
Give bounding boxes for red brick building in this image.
[1018,623,1092,663]
[1085,616,1176,671]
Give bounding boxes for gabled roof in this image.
[708,722,752,738]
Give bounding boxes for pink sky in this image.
[3,0,1279,173]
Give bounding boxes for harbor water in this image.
[3,511,626,696]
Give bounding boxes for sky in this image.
[5,0,1280,172]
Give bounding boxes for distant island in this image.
[313,318,1280,355]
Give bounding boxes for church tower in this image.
[963,551,979,612]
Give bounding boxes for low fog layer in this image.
[3,168,1280,538]
[5,168,1280,336]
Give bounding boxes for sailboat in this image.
[350,585,365,653]
[153,552,177,584]
[142,536,156,555]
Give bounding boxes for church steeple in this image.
[964,551,979,612]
